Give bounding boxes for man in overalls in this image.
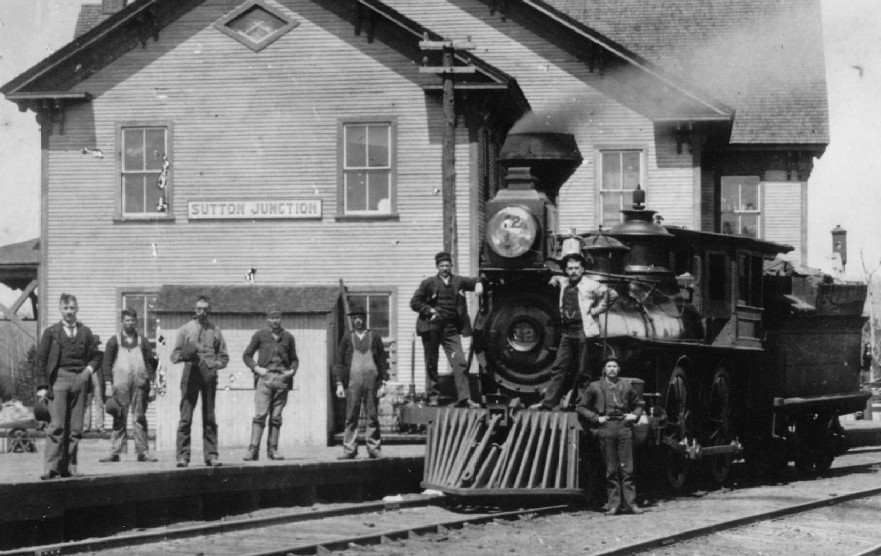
[333,305,389,459]
[99,308,158,462]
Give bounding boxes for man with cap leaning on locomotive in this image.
[576,356,644,515]
[35,293,102,480]
[171,295,229,468]
[334,304,390,459]
[99,307,160,463]
[410,251,483,407]
[532,242,618,410]
[241,305,299,461]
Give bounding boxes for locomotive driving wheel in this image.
[705,369,733,484]
[663,367,691,490]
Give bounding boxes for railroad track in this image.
[589,486,881,556]
[1,496,572,556]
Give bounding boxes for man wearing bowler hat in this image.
[576,356,644,515]
[334,304,389,459]
[410,251,483,407]
[242,305,298,461]
[532,239,617,410]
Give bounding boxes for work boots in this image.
[267,424,284,460]
[243,445,259,461]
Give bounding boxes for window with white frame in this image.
[721,176,761,238]
[340,121,395,215]
[347,293,392,340]
[121,292,159,341]
[121,126,170,218]
[599,150,642,227]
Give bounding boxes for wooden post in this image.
[442,45,457,266]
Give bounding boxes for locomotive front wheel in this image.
[705,370,733,484]
[663,367,691,490]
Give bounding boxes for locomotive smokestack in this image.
[498,132,582,202]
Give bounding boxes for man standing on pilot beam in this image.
[532,239,617,410]
[410,251,483,407]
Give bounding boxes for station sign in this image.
[187,199,322,220]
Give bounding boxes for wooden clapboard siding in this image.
[763,181,805,263]
[152,311,334,449]
[383,0,699,233]
[41,0,478,397]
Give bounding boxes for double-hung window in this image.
[121,292,159,341]
[599,149,642,227]
[339,120,396,216]
[721,176,761,238]
[120,124,171,219]
[347,291,396,377]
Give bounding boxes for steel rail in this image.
[0,497,438,556]
[237,503,573,556]
[587,485,881,556]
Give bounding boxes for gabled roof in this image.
[0,238,40,290]
[540,0,829,146]
[2,0,529,121]
[153,285,340,314]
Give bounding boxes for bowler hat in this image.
[33,397,50,423]
[600,356,622,369]
[435,251,452,265]
[348,304,367,316]
[105,396,123,419]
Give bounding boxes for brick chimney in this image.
[102,0,128,15]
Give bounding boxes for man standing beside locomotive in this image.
[171,295,229,468]
[99,308,159,463]
[410,251,483,407]
[576,357,644,515]
[334,304,389,459]
[35,293,102,480]
[242,305,298,461]
[532,247,617,410]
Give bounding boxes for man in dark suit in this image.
[410,251,483,407]
[35,293,102,480]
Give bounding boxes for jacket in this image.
[242,328,299,390]
[575,378,644,425]
[102,332,158,385]
[410,274,480,336]
[170,319,229,383]
[35,321,102,390]
[555,275,618,337]
[332,330,389,386]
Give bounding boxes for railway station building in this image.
[2,0,828,447]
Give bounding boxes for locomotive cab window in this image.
[737,252,764,307]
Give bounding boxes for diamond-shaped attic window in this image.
[215,0,298,52]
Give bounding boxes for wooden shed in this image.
[152,284,342,450]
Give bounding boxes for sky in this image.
[0,0,879,292]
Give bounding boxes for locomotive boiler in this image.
[421,130,869,497]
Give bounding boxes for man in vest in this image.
[532,245,617,410]
[334,305,389,459]
[99,308,159,463]
[242,305,298,461]
[35,293,102,480]
[410,251,483,406]
[576,357,644,515]
[171,295,229,468]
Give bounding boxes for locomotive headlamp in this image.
[486,206,539,258]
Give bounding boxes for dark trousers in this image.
[598,420,637,511]
[176,365,218,462]
[342,366,381,456]
[541,330,592,408]
[44,368,90,475]
[421,323,471,403]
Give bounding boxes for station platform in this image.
[0,437,425,550]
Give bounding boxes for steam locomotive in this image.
[421,131,869,497]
